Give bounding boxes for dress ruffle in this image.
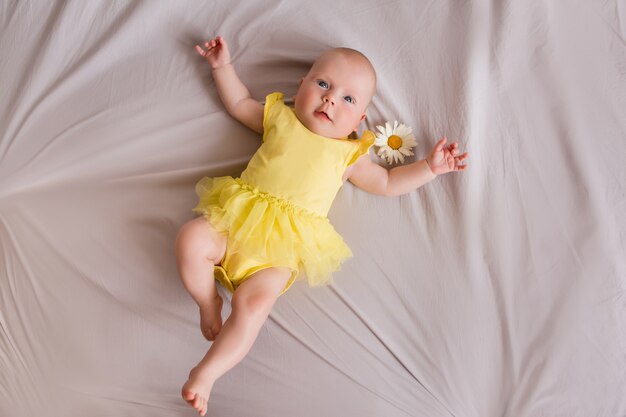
[192,176,352,287]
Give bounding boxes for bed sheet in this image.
[1,1,625,416]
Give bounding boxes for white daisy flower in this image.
[374,121,417,165]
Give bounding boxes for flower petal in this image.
[385,122,393,137]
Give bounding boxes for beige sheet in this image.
[1,1,625,416]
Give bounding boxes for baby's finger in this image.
[434,137,447,151]
[456,152,469,161]
[195,45,207,56]
[216,35,227,47]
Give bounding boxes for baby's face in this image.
[294,51,375,139]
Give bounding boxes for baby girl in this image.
[176,36,468,415]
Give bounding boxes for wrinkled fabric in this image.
[1,1,625,417]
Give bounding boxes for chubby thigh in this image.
[176,216,228,266]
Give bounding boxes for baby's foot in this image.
[200,293,223,341]
[182,366,214,416]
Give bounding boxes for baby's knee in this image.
[175,217,226,264]
[231,268,291,316]
[231,286,277,318]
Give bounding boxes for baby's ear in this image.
[352,113,366,131]
[293,78,304,104]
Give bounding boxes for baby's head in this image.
[294,48,376,139]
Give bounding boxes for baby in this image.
[176,36,468,416]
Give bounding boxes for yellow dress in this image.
[193,92,375,294]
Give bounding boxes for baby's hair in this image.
[324,47,377,92]
[331,47,377,86]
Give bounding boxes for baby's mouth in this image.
[314,110,332,122]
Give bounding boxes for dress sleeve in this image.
[262,92,284,142]
[346,130,376,166]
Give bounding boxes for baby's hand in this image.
[195,36,231,69]
[425,137,469,175]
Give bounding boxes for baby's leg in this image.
[175,216,227,340]
[182,267,291,416]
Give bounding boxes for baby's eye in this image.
[344,96,354,104]
[317,80,329,89]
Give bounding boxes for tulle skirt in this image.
[192,176,352,288]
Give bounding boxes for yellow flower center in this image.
[387,135,403,150]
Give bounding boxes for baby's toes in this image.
[182,389,196,404]
[202,329,214,341]
[202,322,219,340]
[192,394,204,411]
[196,397,207,416]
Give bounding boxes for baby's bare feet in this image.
[182,366,214,416]
[200,293,223,341]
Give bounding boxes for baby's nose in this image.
[322,95,335,105]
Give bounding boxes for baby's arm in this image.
[346,137,468,196]
[196,36,263,134]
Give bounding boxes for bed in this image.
[1,1,625,416]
